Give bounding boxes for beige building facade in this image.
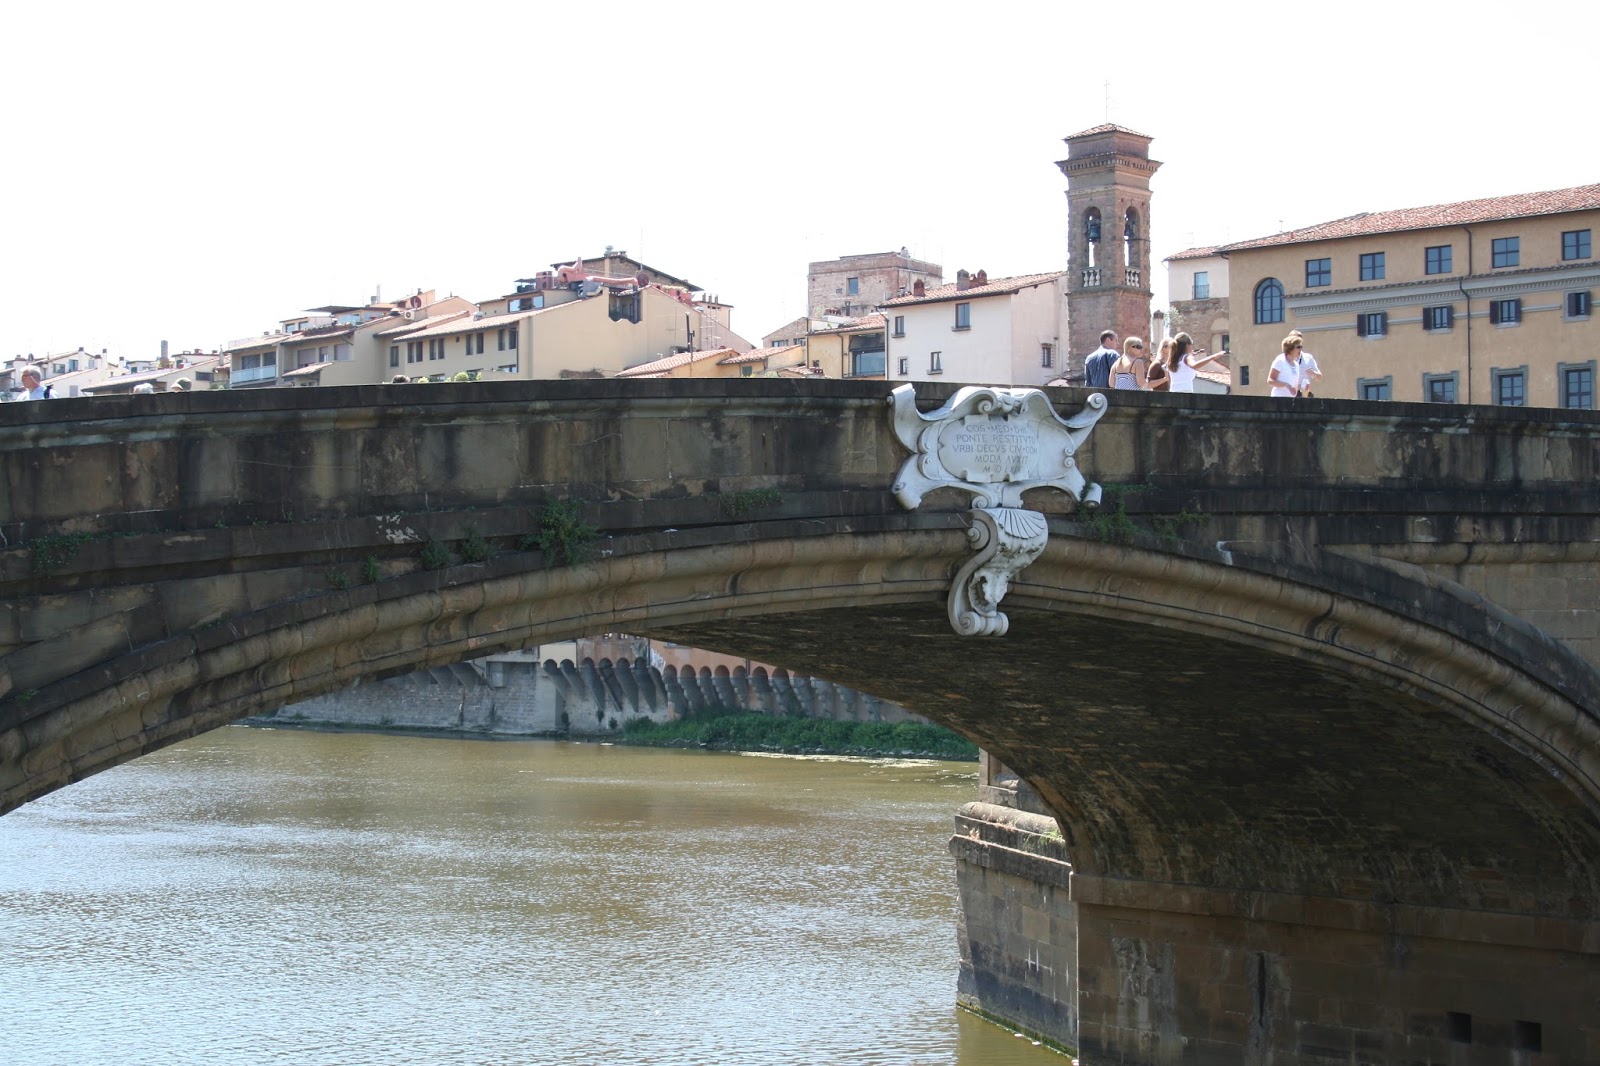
[1220,183,1599,406]
[1164,247,1231,357]
[373,284,754,384]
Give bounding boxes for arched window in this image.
[1254,278,1285,325]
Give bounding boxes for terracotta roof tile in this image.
[881,272,1065,307]
[1164,245,1222,262]
[1222,183,1600,253]
[616,348,738,378]
[808,312,887,335]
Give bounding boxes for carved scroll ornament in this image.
[887,384,1106,636]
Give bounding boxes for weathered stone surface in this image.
[3,379,1599,1063]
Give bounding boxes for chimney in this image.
[975,269,988,286]
[913,279,926,297]
[956,269,971,291]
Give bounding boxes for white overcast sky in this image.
[2,0,1589,362]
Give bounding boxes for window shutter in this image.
[1422,309,1432,332]
[1357,314,1367,337]
[1378,312,1387,335]
[1490,302,1501,325]
[1445,306,1454,329]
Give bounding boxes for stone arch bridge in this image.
[2,380,1597,1065]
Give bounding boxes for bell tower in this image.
[1056,125,1161,372]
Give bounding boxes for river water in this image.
[0,727,1065,1065]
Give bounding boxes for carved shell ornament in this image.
[887,385,1107,636]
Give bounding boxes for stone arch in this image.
[7,520,1596,838]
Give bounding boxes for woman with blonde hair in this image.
[1163,332,1225,393]
[1146,337,1174,391]
[1109,337,1148,389]
[1269,334,1308,398]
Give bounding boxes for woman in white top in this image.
[1109,337,1148,389]
[1163,332,1224,393]
[1269,335,1307,397]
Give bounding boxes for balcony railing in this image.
[1081,268,1101,288]
[232,365,279,384]
[1125,268,1142,287]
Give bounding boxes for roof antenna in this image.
[1104,80,1111,121]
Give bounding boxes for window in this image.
[509,326,518,350]
[428,338,445,360]
[850,350,885,377]
[1425,245,1453,275]
[1568,291,1593,318]
[497,329,507,351]
[390,346,400,368]
[846,277,860,295]
[929,351,943,374]
[740,365,753,377]
[1193,271,1210,299]
[1424,372,1458,403]
[1356,311,1388,337]
[1490,298,1522,325]
[1239,365,1250,386]
[1562,229,1591,261]
[1253,278,1284,324]
[1493,367,1527,406]
[1422,305,1454,331]
[892,315,905,337]
[1560,362,1595,409]
[954,303,971,330]
[465,332,484,355]
[1492,237,1519,268]
[1446,1013,1472,1045]
[1040,343,1054,368]
[1359,252,1385,281]
[1221,333,1230,352]
[1357,376,1392,401]
[897,356,909,376]
[1305,259,1331,287]
[407,341,423,364]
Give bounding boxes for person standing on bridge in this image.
[1109,337,1148,389]
[1145,337,1173,391]
[20,366,53,400]
[1162,333,1223,393]
[1082,330,1118,388]
[1287,330,1322,397]
[1270,335,1310,398]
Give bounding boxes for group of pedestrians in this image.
[1081,329,1224,394]
[1082,327,1321,398]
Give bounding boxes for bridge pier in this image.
[1071,880,1591,1064]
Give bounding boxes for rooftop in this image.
[616,347,740,378]
[881,272,1066,307]
[1220,182,1600,253]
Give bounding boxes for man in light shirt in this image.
[1287,330,1322,396]
[20,366,53,400]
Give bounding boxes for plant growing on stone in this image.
[718,487,783,518]
[26,531,96,576]
[362,555,381,583]
[520,499,597,567]
[459,524,492,563]
[419,537,452,570]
